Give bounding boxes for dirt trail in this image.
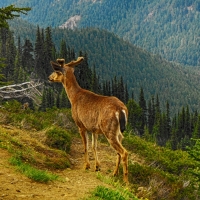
[0,137,120,200]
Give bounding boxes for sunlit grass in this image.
[85,185,139,200]
[9,156,59,183]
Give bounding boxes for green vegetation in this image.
[0,4,30,29]
[0,100,72,182]
[1,0,199,67]
[86,185,139,200]
[0,2,200,198]
[123,135,198,199]
[0,100,199,199]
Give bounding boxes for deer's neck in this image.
[62,72,81,104]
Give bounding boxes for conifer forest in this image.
[0,3,200,199]
[0,24,200,151]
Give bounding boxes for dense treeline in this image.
[7,20,200,114]
[0,25,200,151]
[1,0,199,67]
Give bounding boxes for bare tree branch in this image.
[0,80,43,105]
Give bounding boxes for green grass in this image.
[9,156,59,183]
[86,185,139,200]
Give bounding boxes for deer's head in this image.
[48,57,84,83]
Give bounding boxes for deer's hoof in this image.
[95,166,101,171]
[84,163,90,170]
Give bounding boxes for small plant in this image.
[9,156,59,183]
[87,185,139,200]
[45,126,72,152]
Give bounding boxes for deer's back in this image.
[71,89,127,133]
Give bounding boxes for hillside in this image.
[7,22,200,113]
[0,0,199,67]
[0,101,199,199]
[0,129,127,200]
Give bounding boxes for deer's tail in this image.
[119,109,127,133]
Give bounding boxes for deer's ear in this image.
[50,61,63,73]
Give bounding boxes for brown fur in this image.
[48,57,129,183]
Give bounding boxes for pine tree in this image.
[60,88,70,108]
[34,26,46,80]
[112,76,118,97]
[74,52,92,90]
[127,99,142,134]
[22,39,34,74]
[91,65,100,94]
[59,39,68,60]
[187,139,200,183]
[0,5,30,29]
[192,116,200,139]
[0,58,6,86]
[118,76,125,103]
[138,87,147,135]
[124,83,129,104]
[165,101,171,143]
[3,31,16,81]
[40,89,48,111]
[185,105,192,138]
[44,27,54,76]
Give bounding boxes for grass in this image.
[9,156,59,183]
[86,185,139,200]
[123,134,198,199]
[0,100,199,199]
[0,102,72,182]
[86,172,141,200]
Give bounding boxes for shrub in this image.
[45,126,72,152]
[88,185,139,200]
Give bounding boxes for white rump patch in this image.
[122,109,127,124]
[115,111,119,120]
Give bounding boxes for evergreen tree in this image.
[127,99,142,134]
[44,27,54,77]
[2,30,16,81]
[22,39,34,74]
[74,52,92,90]
[118,76,125,103]
[0,58,6,86]
[124,83,129,104]
[138,87,147,135]
[112,76,118,97]
[0,5,30,29]
[91,65,100,94]
[187,139,200,183]
[185,105,192,138]
[192,116,200,139]
[34,26,45,80]
[103,80,111,96]
[40,89,48,111]
[59,39,68,60]
[165,101,171,143]
[60,88,70,108]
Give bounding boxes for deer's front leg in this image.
[92,133,100,171]
[79,128,90,169]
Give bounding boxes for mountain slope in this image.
[1,0,200,67]
[8,21,200,113]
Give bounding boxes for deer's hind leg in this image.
[79,127,90,170]
[113,133,123,176]
[92,133,100,171]
[107,132,128,183]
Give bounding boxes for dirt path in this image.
[0,137,119,200]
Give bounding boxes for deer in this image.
[48,57,129,183]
